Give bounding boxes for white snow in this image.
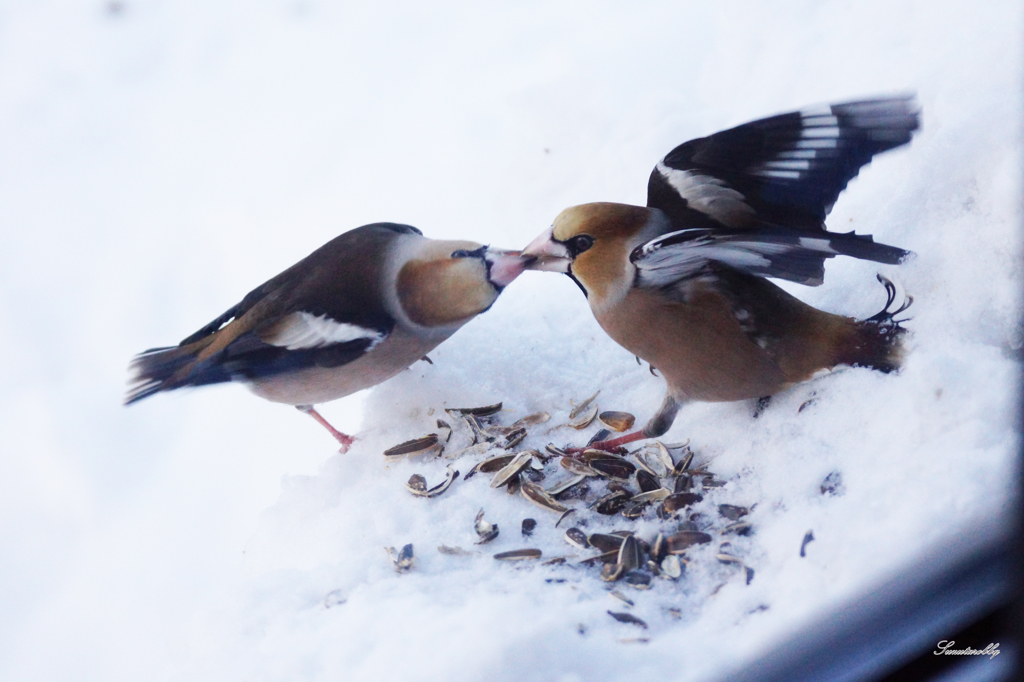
[0,1,1020,681]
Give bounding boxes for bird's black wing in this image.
[632,225,909,288]
[646,95,919,231]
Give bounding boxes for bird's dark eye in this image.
[567,234,594,257]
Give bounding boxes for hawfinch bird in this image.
[127,223,528,451]
[523,96,917,451]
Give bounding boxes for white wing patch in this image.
[655,162,755,227]
[261,312,385,350]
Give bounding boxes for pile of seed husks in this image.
[381,393,768,626]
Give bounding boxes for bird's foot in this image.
[297,404,356,453]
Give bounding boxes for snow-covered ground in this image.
[1,2,1020,680]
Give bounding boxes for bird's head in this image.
[396,239,528,328]
[522,202,660,304]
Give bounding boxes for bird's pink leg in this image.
[568,429,648,455]
[296,405,355,453]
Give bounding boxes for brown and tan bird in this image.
[127,223,528,451]
[523,96,917,451]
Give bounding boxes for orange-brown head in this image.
[522,202,667,308]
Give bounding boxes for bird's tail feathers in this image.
[125,339,232,405]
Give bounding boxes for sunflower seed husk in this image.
[384,434,441,459]
[568,403,599,430]
[620,501,647,520]
[651,533,667,563]
[660,554,683,579]
[503,428,527,450]
[474,509,498,541]
[723,521,753,536]
[601,562,625,582]
[800,530,815,557]
[464,414,495,444]
[662,492,703,514]
[671,448,694,476]
[490,451,535,488]
[617,535,642,572]
[609,590,634,607]
[584,451,636,480]
[521,518,537,537]
[636,469,661,493]
[436,419,452,442]
[579,549,620,566]
[702,477,726,489]
[597,411,635,432]
[588,533,626,553]
[673,474,693,493]
[821,470,845,496]
[607,611,647,629]
[666,531,712,553]
[476,454,516,473]
[512,412,551,429]
[494,549,542,561]
[555,508,576,527]
[506,473,522,495]
[717,553,755,584]
[446,402,502,417]
[569,391,601,420]
[545,444,569,458]
[594,490,630,515]
[630,488,671,504]
[437,545,474,556]
[634,442,671,477]
[385,544,415,572]
[542,556,571,566]
[587,428,612,446]
[564,527,590,549]
[624,570,652,589]
[520,481,570,513]
[560,457,601,477]
[406,467,459,497]
[545,473,587,496]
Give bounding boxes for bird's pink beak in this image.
[484,249,530,288]
[521,228,572,273]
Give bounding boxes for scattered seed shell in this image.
[546,474,587,496]
[569,391,600,420]
[594,490,631,515]
[579,549,620,566]
[520,481,570,513]
[435,419,452,442]
[718,504,749,520]
[494,549,542,561]
[666,530,713,554]
[446,402,502,417]
[512,412,551,429]
[624,570,652,589]
[588,533,626,553]
[564,527,590,549]
[503,427,527,450]
[385,544,415,572]
[601,562,625,582]
[598,411,635,432]
[671,449,694,476]
[660,554,683,579]
[406,467,459,498]
[521,518,537,536]
[607,611,648,629]
[609,590,634,607]
[490,451,534,488]
[661,492,704,514]
[555,508,576,527]
[723,521,753,536]
[560,457,601,477]
[800,530,815,557]
[630,488,671,504]
[384,434,441,459]
[617,535,642,572]
[437,545,474,556]
[568,403,599,430]
[636,469,661,493]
